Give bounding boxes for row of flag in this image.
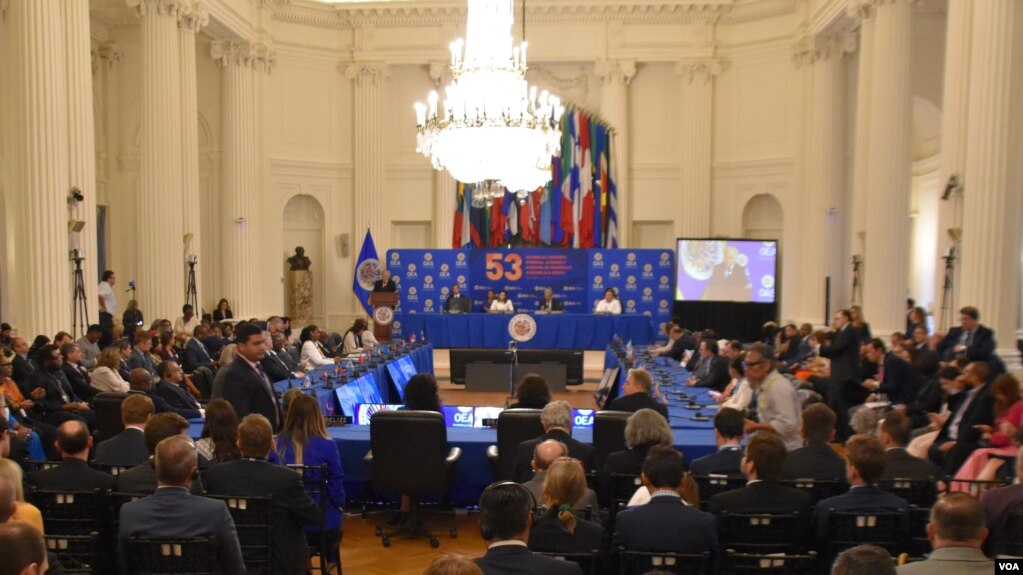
[452,107,618,249]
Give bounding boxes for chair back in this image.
[370,410,451,494]
[91,463,131,477]
[125,536,217,575]
[724,551,818,574]
[879,478,937,508]
[286,464,332,570]
[693,474,745,509]
[94,392,128,443]
[206,495,272,572]
[608,473,643,504]
[1006,511,1023,557]
[28,487,109,535]
[191,366,215,400]
[617,548,708,575]
[825,509,907,559]
[778,479,846,504]
[718,512,805,553]
[944,477,1011,496]
[44,532,100,574]
[592,410,631,470]
[535,551,598,575]
[492,408,544,481]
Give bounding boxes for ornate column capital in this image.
[595,59,637,87]
[846,0,906,21]
[428,61,452,87]
[345,62,390,87]
[211,38,276,74]
[127,0,184,19]
[178,0,209,32]
[792,32,857,68]
[674,58,722,84]
[91,43,123,75]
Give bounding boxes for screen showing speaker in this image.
[675,238,777,303]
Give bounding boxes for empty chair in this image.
[93,392,128,444]
[878,478,938,508]
[124,536,217,575]
[717,512,805,554]
[486,408,544,481]
[723,551,818,575]
[366,410,462,547]
[44,532,100,574]
[28,487,109,535]
[592,410,631,471]
[824,510,908,562]
[693,475,745,510]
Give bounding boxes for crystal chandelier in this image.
[415,0,564,192]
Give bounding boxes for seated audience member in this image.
[262,331,303,383]
[213,298,234,322]
[535,287,563,313]
[594,288,621,315]
[905,366,949,431]
[195,399,241,464]
[650,326,692,362]
[0,354,53,461]
[174,304,200,336]
[907,367,965,458]
[898,492,991,574]
[613,447,718,571]
[877,411,939,481]
[1,396,47,462]
[93,394,153,467]
[742,343,803,451]
[953,372,1023,483]
[599,408,674,505]
[815,435,909,542]
[936,307,1004,375]
[204,324,227,360]
[718,356,753,411]
[10,337,36,388]
[0,521,50,575]
[513,400,595,483]
[28,420,115,491]
[424,554,484,575]
[118,436,245,575]
[929,361,995,476]
[298,325,338,370]
[128,368,179,417]
[781,404,848,482]
[0,459,44,534]
[205,414,322,574]
[127,335,159,378]
[26,344,94,428]
[271,332,302,373]
[116,412,204,495]
[341,319,372,355]
[686,339,731,392]
[181,325,214,374]
[403,373,442,412]
[521,440,598,513]
[861,338,922,408]
[708,433,812,522]
[832,545,896,575]
[606,368,669,420]
[690,407,745,477]
[482,289,496,313]
[272,394,345,573]
[91,346,130,394]
[508,375,551,410]
[154,361,202,419]
[59,343,96,404]
[474,482,582,575]
[980,445,1023,555]
[528,457,603,553]
[490,290,515,313]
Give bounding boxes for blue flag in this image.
[352,229,380,314]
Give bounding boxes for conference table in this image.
[393,312,656,349]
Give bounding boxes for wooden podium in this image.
[368,291,398,342]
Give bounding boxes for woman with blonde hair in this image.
[90,346,129,393]
[422,554,483,575]
[272,394,345,572]
[527,457,603,553]
[0,458,44,534]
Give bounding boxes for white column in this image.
[179,1,207,313]
[345,62,390,257]
[595,59,635,247]
[796,34,853,325]
[5,0,71,336]
[132,0,185,321]
[214,42,257,317]
[958,0,1022,371]
[63,0,99,335]
[674,58,720,238]
[848,3,875,304]
[934,0,973,330]
[862,0,913,335]
[429,61,456,248]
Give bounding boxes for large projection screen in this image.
[675,239,778,303]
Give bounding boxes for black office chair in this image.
[93,392,128,444]
[91,462,131,477]
[717,511,806,554]
[28,487,110,535]
[286,463,333,574]
[778,479,847,505]
[724,551,818,574]
[693,474,745,510]
[824,510,908,563]
[592,410,631,471]
[486,408,544,481]
[124,536,217,575]
[191,366,215,400]
[878,478,938,508]
[617,548,709,575]
[44,532,100,574]
[535,551,599,575]
[365,410,462,547]
[206,495,272,573]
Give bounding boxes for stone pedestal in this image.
[289,270,313,324]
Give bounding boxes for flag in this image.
[605,132,619,248]
[592,123,606,249]
[453,182,465,248]
[560,112,576,246]
[577,112,594,248]
[352,229,380,314]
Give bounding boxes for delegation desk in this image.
[394,312,656,349]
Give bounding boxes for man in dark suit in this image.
[10,337,35,390]
[613,447,718,573]
[205,414,322,575]
[154,361,202,419]
[606,368,669,420]
[687,339,731,392]
[372,269,398,292]
[116,412,205,495]
[261,331,303,383]
[513,400,595,483]
[28,420,116,491]
[114,338,133,381]
[928,361,995,475]
[221,323,281,431]
[118,435,245,575]
[520,440,599,512]
[877,411,939,481]
[899,492,992,574]
[128,336,159,379]
[181,326,214,374]
[271,333,302,373]
[94,394,153,467]
[780,404,848,483]
[536,287,564,312]
[815,435,909,543]
[652,326,695,362]
[690,408,744,477]
[980,448,1023,555]
[709,433,812,525]
[59,343,96,403]
[937,306,1004,374]
[861,339,922,408]
[128,368,184,418]
[819,309,863,440]
[25,344,94,428]
[443,283,472,313]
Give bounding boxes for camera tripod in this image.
[185,258,198,312]
[940,247,956,332]
[71,254,90,339]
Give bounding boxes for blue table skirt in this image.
[395,313,655,349]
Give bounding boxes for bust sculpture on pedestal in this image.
[288,246,313,323]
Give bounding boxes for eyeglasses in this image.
[742,360,766,368]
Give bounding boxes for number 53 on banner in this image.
[485,253,523,281]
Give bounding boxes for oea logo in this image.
[452,407,474,426]
[574,409,594,427]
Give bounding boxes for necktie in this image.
[877,361,885,385]
[965,330,974,347]
[254,364,280,427]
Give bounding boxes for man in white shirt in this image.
[173,304,200,335]
[742,343,803,451]
[98,270,118,335]
[594,288,622,315]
